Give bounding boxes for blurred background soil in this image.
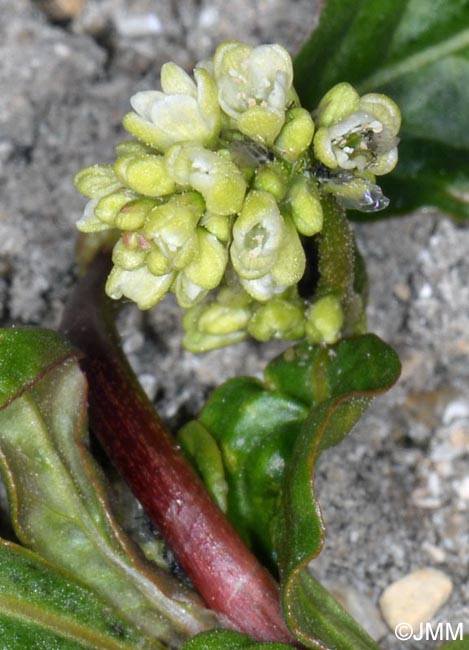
[0,1,468,647]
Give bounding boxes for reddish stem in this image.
[60,252,294,644]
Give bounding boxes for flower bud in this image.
[94,190,137,226]
[305,295,344,344]
[115,153,175,197]
[253,163,288,202]
[274,107,315,162]
[165,143,246,215]
[269,215,305,288]
[112,236,148,271]
[248,297,305,341]
[182,303,248,352]
[198,303,251,336]
[288,176,323,236]
[74,164,122,199]
[114,198,156,231]
[183,228,228,290]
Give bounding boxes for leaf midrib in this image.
[358,26,469,91]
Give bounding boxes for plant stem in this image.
[60,251,295,645]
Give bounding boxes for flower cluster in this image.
[75,41,400,351]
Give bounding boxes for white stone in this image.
[443,399,469,424]
[379,568,453,630]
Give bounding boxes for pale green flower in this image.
[142,193,204,271]
[230,190,284,281]
[314,82,401,175]
[106,265,175,310]
[123,64,221,152]
[213,41,294,145]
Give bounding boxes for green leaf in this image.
[0,328,218,647]
[183,335,400,649]
[0,538,159,649]
[182,630,293,650]
[277,337,400,649]
[294,0,469,220]
[439,639,469,649]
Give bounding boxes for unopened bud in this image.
[306,295,344,344]
[248,297,305,341]
[274,107,315,162]
[288,177,323,236]
[115,153,175,197]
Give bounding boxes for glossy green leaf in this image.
[278,336,400,649]
[0,538,159,650]
[0,328,218,647]
[183,335,400,649]
[294,0,469,220]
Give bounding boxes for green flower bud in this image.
[143,193,204,270]
[106,265,174,310]
[200,213,233,243]
[198,303,251,336]
[115,153,176,197]
[274,107,315,162]
[288,176,323,236]
[183,228,228,290]
[237,107,285,147]
[115,140,156,157]
[114,198,156,231]
[182,303,249,352]
[248,297,305,342]
[253,163,288,202]
[112,236,148,271]
[305,295,344,344]
[123,66,220,152]
[165,143,246,215]
[74,164,122,199]
[231,190,284,280]
[146,246,172,276]
[270,215,305,288]
[94,189,137,226]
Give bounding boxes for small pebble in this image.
[36,0,85,21]
[379,568,453,630]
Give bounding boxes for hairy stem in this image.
[60,251,294,645]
